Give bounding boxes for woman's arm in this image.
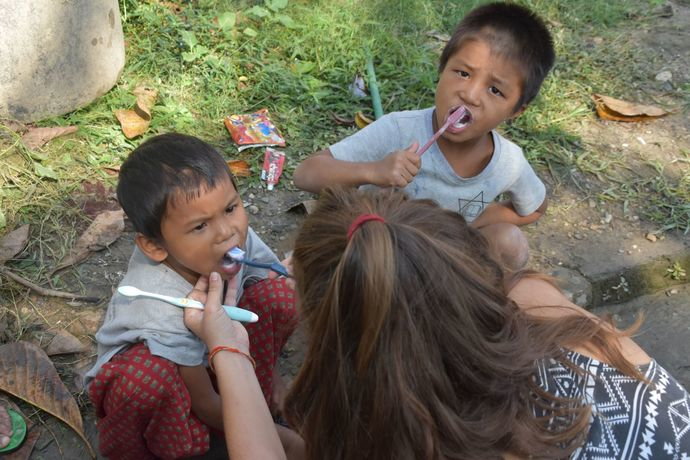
[185,273,287,460]
[508,277,651,366]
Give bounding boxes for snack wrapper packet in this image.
[224,109,286,151]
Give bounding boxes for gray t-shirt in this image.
[330,108,546,222]
[84,227,278,386]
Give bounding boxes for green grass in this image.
[0,0,688,286]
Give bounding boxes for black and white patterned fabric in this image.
[534,350,690,459]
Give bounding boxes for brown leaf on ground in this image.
[21,126,78,150]
[103,165,121,176]
[592,94,669,122]
[133,86,158,121]
[0,225,30,265]
[0,342,93,457]
[115,85,158,139]
[78,182,120,218]
[52,209,124,274]
[228,160,251,177]
[115,109,150,139]
[44,330,88,356]
[355,111,373,129]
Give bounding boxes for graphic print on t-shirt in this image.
[458,191,488,219]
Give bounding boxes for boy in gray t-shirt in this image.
[294,3,555,269]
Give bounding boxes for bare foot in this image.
[271,366,288,415]
[0,405,11,448]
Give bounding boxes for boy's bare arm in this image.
[293,144,420,193]
[178,364,224,430]
[470,198,547,228]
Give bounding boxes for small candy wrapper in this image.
[224,109,286,151]
[261,148,285,191]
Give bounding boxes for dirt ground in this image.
[0,1,689,458]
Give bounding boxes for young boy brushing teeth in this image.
[294,2,555,270]
[85,133,301,459]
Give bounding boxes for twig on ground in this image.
[0,267,101,303]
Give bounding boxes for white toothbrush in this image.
[117,285,259,323]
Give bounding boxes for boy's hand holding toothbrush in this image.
[267,256,295,289]
[368,142,420,188]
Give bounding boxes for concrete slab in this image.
[526,189,690,306]
[595,284,690,390]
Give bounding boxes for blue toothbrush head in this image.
[226,246,246,262]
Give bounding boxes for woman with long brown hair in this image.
[185,187,689,459]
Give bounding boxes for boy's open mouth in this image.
[446,106,472,134]
[220,250,242,277]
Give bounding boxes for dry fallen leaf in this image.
[355,111,373,129]
[115,86,158,138]
[44,330,88,356]
[0,225,30,265]
[52,210,124,274]
[114,109,150,139]
[21,126,78,150]
[0,342,93,457]
[78,182,120,219]
[592,94,668,122]
[228,160,251,177]
[133,86,158,121]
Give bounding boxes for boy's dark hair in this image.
[116,133,236,240]
[439,2,555,110]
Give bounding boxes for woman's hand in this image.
[185,272,250,353]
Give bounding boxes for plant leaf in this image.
[292,60,315,74]
[181,51,198,62]
[34,163,57,180]
[243,27,258,37]
[266,0,288,11]
[0,212,5,230]
[179,30,198,49]
[0,224,30,265]
[217,12,236,30]
[21,126,78,150]
[247,5,270,18]
[275,14,296,28]
[52,209,124,274]
[0,341,94,457]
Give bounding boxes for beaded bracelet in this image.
[208,345,256,372]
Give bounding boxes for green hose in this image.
[365,53,384,119]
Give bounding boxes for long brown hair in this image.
[285,187,642,460]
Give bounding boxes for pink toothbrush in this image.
[417,107,468,156]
